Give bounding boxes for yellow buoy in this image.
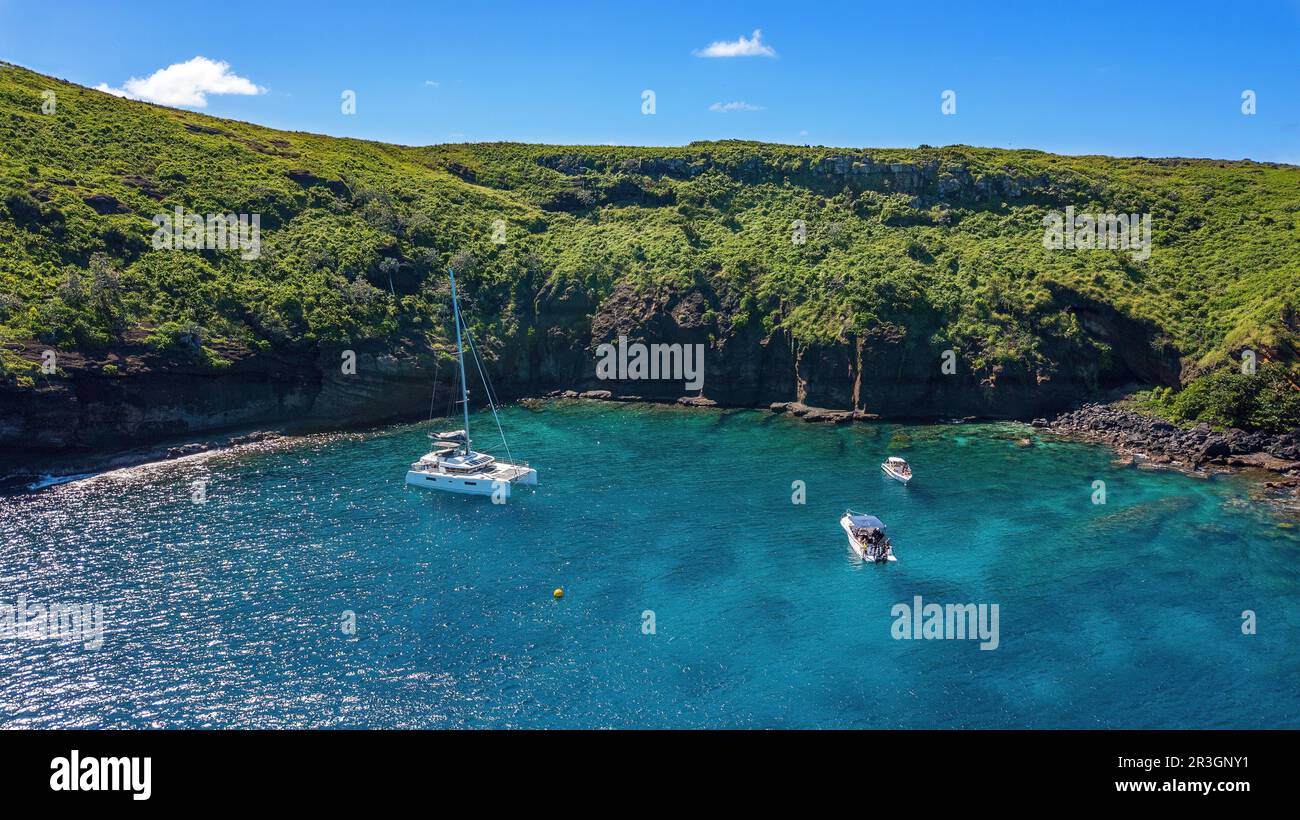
[553,588,564,599]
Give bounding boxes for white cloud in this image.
[424,80,441,87]
[709,101,763,113]
[95,57,266,108]
[695,29,776,58]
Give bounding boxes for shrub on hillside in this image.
[1157,362,1300,432]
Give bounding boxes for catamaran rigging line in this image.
[428,273,514,462]
[459,312,515,465]
[449,268,473,452]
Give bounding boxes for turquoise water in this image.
[2,401,1298,728]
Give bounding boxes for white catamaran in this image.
[405,269,538,497]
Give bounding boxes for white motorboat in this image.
[405,268,538,498]
[840,510,897,563]
[881,456,912,484]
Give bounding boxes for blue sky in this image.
[3,0,1298,162]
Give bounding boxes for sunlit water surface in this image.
[2,401,1297,728]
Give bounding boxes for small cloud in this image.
[798,129,810,137]
[424,80,441,87]
[695,29,776,58]
[709,101,763,113]
[95,56,266,108]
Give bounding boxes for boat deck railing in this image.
[409,461,534,482]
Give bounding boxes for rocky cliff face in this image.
[490,277,1179,418]
[0,341,443,464]
[1,272,1184,466]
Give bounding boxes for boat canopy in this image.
[885,456,909,465]
[847,512,886,530]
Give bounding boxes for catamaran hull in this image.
[405,467,538,496]
[839,515,897,562]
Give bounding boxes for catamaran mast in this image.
[449,268,472,455]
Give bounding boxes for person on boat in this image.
[866,530,882,559]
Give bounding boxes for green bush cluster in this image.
[1148,362,1300,432]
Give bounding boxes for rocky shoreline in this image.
[1038,403,1300,491]
[11,390,1300,504]
[0,429,286,494]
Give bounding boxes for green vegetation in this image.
[1141,362,1300,431]
[2,62,1299,429]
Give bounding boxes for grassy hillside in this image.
[3,62,1299,431]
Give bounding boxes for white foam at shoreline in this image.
[25,472,98,491]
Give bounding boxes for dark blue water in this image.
[2,401,1297,728]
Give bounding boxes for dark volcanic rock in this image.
[1196,437,1231,462]
[676,395,717,407]
[183,123,227,135]
[286,169,350,198]
[0,342,441,467]
[1046,403,1298,477]
[122,175,165,200]
[83,194,129,214]
[798,406,853,423]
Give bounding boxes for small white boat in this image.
[840,510,897,563]
[881,456,912,484]
[406,268,538,498]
